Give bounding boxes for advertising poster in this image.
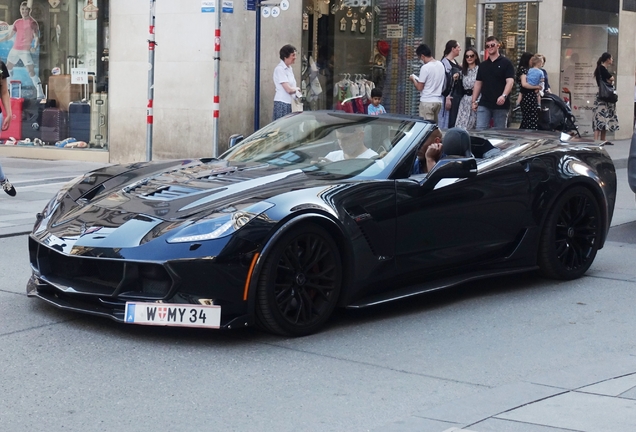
[560,24,608,136]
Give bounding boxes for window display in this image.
[0,0,108,149]
[301,0,435,116]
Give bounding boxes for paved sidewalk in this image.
[0,157,110,236]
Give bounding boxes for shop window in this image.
[0,0,108,149]
[301,0,436,116]
[561,1,619,136]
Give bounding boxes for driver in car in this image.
[324,126,379,161]
[412,127,444,175]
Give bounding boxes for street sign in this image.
[244,0,256,10]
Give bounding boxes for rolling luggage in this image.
[69,82,90,143]
[41,104,69,144]
[0,80,24,140]
[90,91,108,148]
[21,97,46,140]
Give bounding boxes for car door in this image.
[395,162,533,278]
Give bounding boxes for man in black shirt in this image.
[471,36,515,129]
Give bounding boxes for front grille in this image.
[29,237,173,299]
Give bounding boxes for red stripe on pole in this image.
[147,100,153,124]
[214,29,221,52]
[150,25,155,34]
[214,96,219,103]
[213,111,219,118]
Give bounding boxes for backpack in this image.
[442,58,461,97]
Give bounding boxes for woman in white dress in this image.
[455,47,480,130]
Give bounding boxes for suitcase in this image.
[21,98,46,140]
[0,81,23,140]
[90,91,108,147]
[41,106,69,144]
[69,82,90,143]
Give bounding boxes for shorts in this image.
[7,49,34,67]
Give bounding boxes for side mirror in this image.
[228,134,244,148]
[422,157,477,188]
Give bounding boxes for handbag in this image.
[598,80,618,103]
[291,96,304,112]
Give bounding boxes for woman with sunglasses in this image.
[455,47,480,129]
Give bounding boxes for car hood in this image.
[39,159,343,242]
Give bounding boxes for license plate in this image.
[124,302,221,328]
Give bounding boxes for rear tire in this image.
[255,224,342,336]
[538,186,601,280]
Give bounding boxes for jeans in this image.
[476,105,508,129]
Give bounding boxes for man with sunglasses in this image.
[471,36,515,129]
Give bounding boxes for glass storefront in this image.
[301,0,436,116]
[465,0,539,124]
[0,0,108,149]
[560,0,619,136]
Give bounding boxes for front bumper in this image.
[27,236,255,329]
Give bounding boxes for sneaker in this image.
[1,178,16,197]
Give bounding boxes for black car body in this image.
[28,112,617,335]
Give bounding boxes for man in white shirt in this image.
[324,126,378,161]
[409,44,445,123]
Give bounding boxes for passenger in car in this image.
[412,127,443,174]
[324,126,379,161]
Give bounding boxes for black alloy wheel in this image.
[256,224,342,336]
[538,186,601,280]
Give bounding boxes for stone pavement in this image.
[1,137,636,432]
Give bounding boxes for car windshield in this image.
[220,112,418,179]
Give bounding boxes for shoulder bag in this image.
[598,80,618,104]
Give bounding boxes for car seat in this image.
[442,127,473,158]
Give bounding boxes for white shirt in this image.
[273,60,297,104]
[418,60,445,103]
[324,148,378,161]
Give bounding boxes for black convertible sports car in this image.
[27,112,617,336]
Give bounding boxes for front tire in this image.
[256,224,342,336]
[538,186,601,280]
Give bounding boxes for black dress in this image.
[518,67,538,130]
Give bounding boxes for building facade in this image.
[0,0,634,164]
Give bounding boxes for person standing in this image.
[455,47,480,129]
[471,36,515,129]
[439,40,463,128]
[592,52,619,141]
[409,44,445,123]
[0,59,15,197]
[0,2,44,99]
[272,44,301,121]
[516,52,543,130]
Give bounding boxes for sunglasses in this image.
[485,43,497,48]
[465,54,475,58]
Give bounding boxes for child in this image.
[367,88,386,115]
[527,55,545,108]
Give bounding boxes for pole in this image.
[146,0,156,162]
[213,0,221,157]
[254,2,261,131]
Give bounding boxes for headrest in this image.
[443,127,472,157]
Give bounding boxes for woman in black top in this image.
[516,52,542,130]
[593,52,619,141]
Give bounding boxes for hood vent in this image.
[141,185,204,201]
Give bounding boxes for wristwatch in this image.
[500,94,508,99]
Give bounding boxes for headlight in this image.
[166,201,274,243]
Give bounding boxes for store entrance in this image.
[476,1,539,122]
